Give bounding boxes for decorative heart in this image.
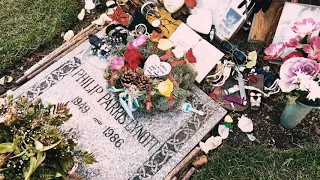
[187,9,212,34]
[163,0,185,14]
[144,55,171,77]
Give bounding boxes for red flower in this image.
[125,48,143,69]
[283,51,304,63]
[186,49,197,63]
[108,6,129,26]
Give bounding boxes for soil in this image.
[2,0,320,150]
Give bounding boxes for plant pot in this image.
[280,99,319,129]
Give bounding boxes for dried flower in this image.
[157,79,174,97]
[110,57,125,70]
[303,36,320,62]
[0,155,7,167]
[3,112,17,126]
[264,42,286,60]
[291,18,320,36]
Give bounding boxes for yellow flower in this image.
[157,79,173,97]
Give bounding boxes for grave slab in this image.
[13,29,227,180]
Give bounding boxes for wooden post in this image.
[181,167,197,180]
[164,147,201,180]
[248,2,285,44]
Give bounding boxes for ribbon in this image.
[146,85,152,110]
[109,86,140,120]
[160,51,175,61]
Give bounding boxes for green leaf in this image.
[10,149,27,159]
[24,156,37,180]
[42,139,62,151]
[224,122,233,129]
[0,143,14,154]
[286,95,298,105]
[23,152,46,180]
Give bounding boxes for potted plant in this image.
[264,18,320,129]
[0,94,96,180]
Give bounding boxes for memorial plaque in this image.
[13,30,227,180]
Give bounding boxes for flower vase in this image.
[280,99,319,129]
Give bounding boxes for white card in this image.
[169,23,224,83]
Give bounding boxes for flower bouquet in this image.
[264,18,320,106]
[103,31,197,118]
[264,18,320,128]
[0,95,96,180]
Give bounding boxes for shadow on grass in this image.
[193,144,320,180]
[0,0,78,76]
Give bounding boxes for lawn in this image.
[0,0,78,76]
[193,144,320,180]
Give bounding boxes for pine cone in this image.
[121,68,152,91]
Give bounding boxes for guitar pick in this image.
[187,9,212,34]
[144,55,171,77]
[163,0,185,14]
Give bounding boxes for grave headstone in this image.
[13,29,227,180]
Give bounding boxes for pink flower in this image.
[279,57,319,92]
[283,51,304,63]
[291,18,320,36]
[264,42,286,60]
[286,35,303,48]
[110,57,125,70]
[303,36,320,62]
[128,34,147,49]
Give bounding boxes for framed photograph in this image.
[191,0,253,40]
[272,2,320,57]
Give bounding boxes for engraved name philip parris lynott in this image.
[70,68,160,151]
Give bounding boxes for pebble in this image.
[265,116,270,120]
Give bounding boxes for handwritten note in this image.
[169,23,224,82]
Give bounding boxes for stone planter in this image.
[280,99,319,129]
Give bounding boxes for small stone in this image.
[265,116,270,120]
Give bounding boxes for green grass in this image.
[0,0,78,76]
[193,145,320,180]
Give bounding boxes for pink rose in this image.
[264,42,286,60]
[279,57,320,92]
[291,18,320,36]
[110,57,125,70]
[303,36,320,62]
[283,51,304,63]
[128,34,147,49]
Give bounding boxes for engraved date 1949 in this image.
[70,96,90,113]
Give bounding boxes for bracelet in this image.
[141,2,157,15]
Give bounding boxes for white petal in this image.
[78,9,85,21]
[85,0,95,10]
[218,125,229,139]
[100,13,112,22]
[238,115,253,133]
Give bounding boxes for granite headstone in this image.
[13,29,227,180]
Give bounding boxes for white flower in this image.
[35,141,44,151]
[292,70,314,91]
[307,80,320,101]
[63,30,74,41]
